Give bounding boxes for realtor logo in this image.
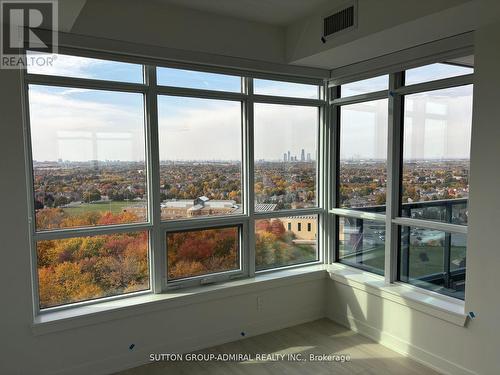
[1,0,58,68]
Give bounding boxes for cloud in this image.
[29,87,145,162]
[28,52,104,79]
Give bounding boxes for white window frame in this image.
[22,47,327,316]
[328,50,473,297]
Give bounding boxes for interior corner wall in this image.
[326,1,500,374]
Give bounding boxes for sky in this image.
[28,52,473,162]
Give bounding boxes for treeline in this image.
[37,210,149,308]
[167,227,239,280]
[255,219,316,269]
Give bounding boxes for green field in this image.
[62,201,142,216]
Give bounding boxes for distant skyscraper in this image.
[307,153,311,161]
[287,150,290,162]
[283,153,287,162]
[301,149,305,161]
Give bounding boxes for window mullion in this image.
[331,85,341,263]
[245,77,256,277]
[385,72,404,284]
[144,65,165,293]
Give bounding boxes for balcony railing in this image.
[341,198,467,299]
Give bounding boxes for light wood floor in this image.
[115,319,440,375]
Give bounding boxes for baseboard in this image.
[50,306,324,375]
[327,311,477,375]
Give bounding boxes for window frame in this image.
[22,47,327,316]
[329,53,473,297]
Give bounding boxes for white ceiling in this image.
[153,0,333,25]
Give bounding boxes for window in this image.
[337,217,385,275]
[405,58,473,85]
[254,104,318,211]
[333,57,473,299]
[341,75,388,97]
[27,51,144,83]
[167,226,240,280]
[25,50,324,312]
[339,99,388,212]
[334,80,388,275]
[158,96,242,220]
[399,226,466,299]
[402,85,473,225]
[37,231,149,309]
[29,86,148,231]
[157,67,241,92]
[254,79,319,99]
[255,216,318,271]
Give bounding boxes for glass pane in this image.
[402,85,473,225]
[157,67,241,92]
[27,51,143,83]
[254,79,318,99]
[167,227,239,280]
[158,96,242,220]
[37,231,149,309]
[341,75,388,97]
[254,104,318,211]
[338,217,385,275]
[29,85,147,231]
[405,61,473,85]
[339,99,388,212]
[255,216,318,271]
[399,226,466,299]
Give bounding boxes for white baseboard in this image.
[51,307,324,375]
[327,311,477,375]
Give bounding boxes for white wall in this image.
[70,0,286,64]
[286,0,475,69]
[327,1,500,374]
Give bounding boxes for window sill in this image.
[32,264,328,336]
[32,263,468,335]
[326,263,468,327]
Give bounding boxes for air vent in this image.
[323,2,357,40]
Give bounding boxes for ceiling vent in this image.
[322,1,357,42]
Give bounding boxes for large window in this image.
[158,96,243,220]
[29,86,148,231]
[252,83,322,271]
[333,75,388,276]
[402,85,473,225]
[25,51,324,312]
[332,57,473,300]
[339,99,388,211]
[37,231,149,309]
[254,103,318,211]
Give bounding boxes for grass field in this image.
[62,201,144,217]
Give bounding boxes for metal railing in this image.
[342,198,467,298]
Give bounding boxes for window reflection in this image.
[402,85,473,225]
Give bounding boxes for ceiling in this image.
[153,0,333,25]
